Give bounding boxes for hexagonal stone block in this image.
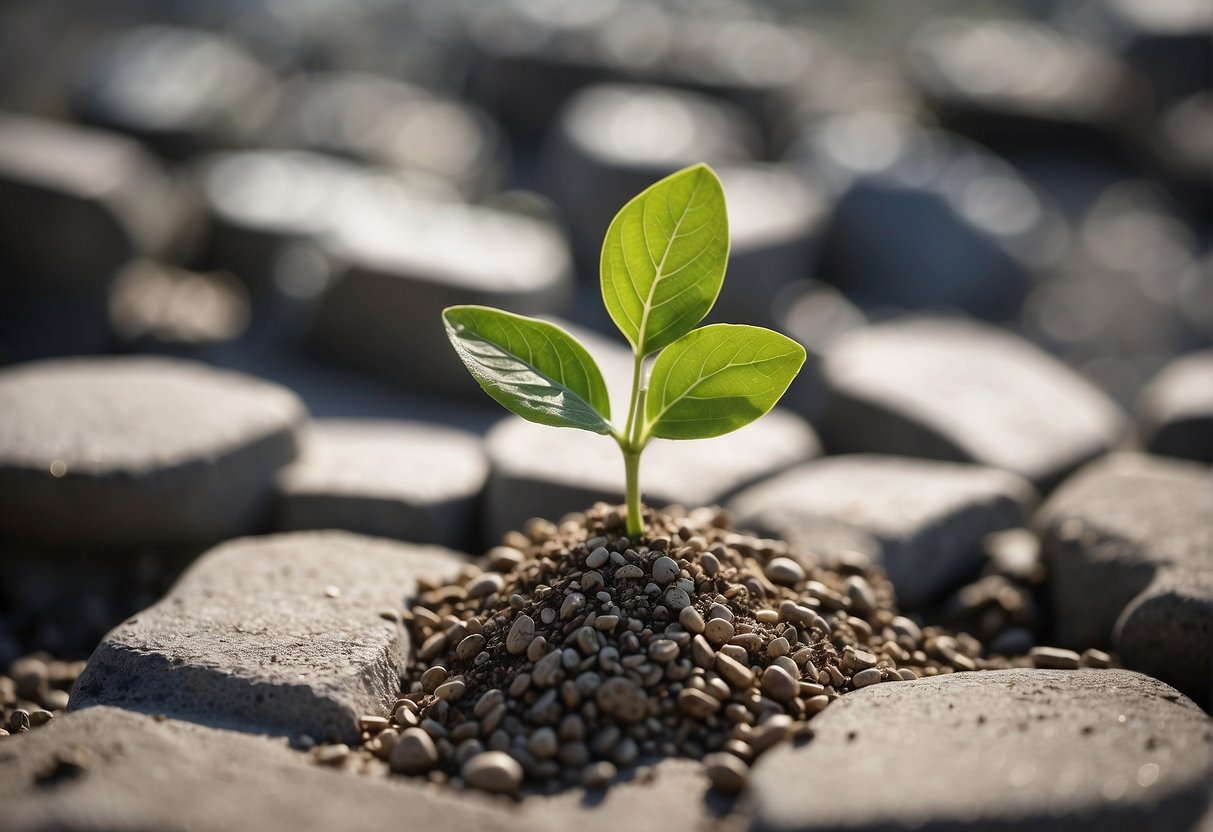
[542,83,759,257]
[0,357,306,548]
[750,669,1213,832]
[270,72,507,198]
[728,455,1036,608]
[273,419,488,550]
[0,706,526,832]
[307,183,574,398]
[1036,453,1212,705]
[72,25,278,160]
[0,113,197,360]
[484,409,820,545]
[1137,350,1213,464]
[819,317,1127,491]
[70,531,466,744]
[788,114,1063,321]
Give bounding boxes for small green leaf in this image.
[644,324,806,440]
[600,163,729,356]
[443,306,612,434]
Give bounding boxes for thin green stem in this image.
[620,352,647,538]
[623,448,642,538]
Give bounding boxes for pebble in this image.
[1030,646,1081,670]
[765,557,805,586]
[434,679,467,701]
[420,666,447,692]
[716,653,755,690]
[679,688,722,718]
[648,639,680,664]
[357,715,389,734]
[533,651,564,687]
[586,547,610,568]
[455,634,486,662]
[705,618,735,647]
[313,743,350,766]
[664,586,692,611]
[486,546,526,571]
[614,564,644,580]
[594,677,648,724]
[9,710,30,732]
[581,760,616,789]
[389,728,439,774]
[761,666,799,702]
[466,573,505,599]
[506,614,535,655]
[462,751,523,797]
[704,752,750,794]
[652,556,680,584]
[679,606,706,634]
[852,668,882,688]
[1080,648,1113,669]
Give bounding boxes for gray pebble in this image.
[586,546,610,568]
[652,556,680,585]
[506,614,535,655]
[761,665,799,701]
[765,557,805,586]
[852,668,882,688]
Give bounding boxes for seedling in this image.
[444,163,805,538]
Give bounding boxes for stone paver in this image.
[73,25,277,160]
[789,114,1061,321]
[750,669,1213,832]
[728,455,1036,608]
[0,357,306,548]
[1137,350,1213,464]
[0,706,530,832]
[273,419,488,550]
[819,317,1127,490]
[484,409,820,545]
[70,531,466,744]
[542,83,759,255]
[271,72,507,198]
[308,183,574,397]
[1036,453,1212,705]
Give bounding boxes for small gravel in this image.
[0,654,81,740]
[310,504,1110,796]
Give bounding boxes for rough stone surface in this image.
[484,409,820,545]
[0,706,529,832]
[819,317,1127,490]
[0,357,307,548]
[728,455,1036,608]
[750,670,1213,832]
[273,419,488,550]
[1036,453,1212,705]
[1138,350,1213,464]
[70,532,466,743]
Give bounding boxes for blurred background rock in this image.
[0,0,1209,662]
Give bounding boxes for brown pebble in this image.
[704,752,749,794]
[390,728,439,774]
[679,688,722,718]
[313,743,350,766]
[705,617,734,647]
[594,677,648,723]
[852,668,882,688]
[715,653,754,689]
[358,715,389,733]
[1030,646,1081,670]
[506,614,536,655]
[761,665,799,701]
[462,751,523,796]
[765,557,805,586]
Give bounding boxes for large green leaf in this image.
[644,324,805,440]
[600,164,729,356]
[443,306,612,434]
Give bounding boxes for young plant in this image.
[443,163,805,539]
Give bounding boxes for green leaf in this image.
[443,306,613,434]
[600,163,729,356]
[644,324,805,440]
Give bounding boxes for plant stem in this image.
[620,352,647,538]
[623,448,642,538]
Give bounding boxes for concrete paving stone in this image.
[0,112,198,360]
[72,25,278,160]
[273,419,489,550]
[307,180,574,398]
[788,113,1064,321]
[0,356,306,548]
[708,163,829,328]
[750,669,1213,832]
[70,531,467,744]
[905,18,1144,159]
[819,316,1127,491]
[0,706,533,832]
[270,72,508,198]
[1137,350,1213,464]
[484,409,820,546]
[541,82,760,259]
[728,455,1036,608]
[1036,452,1212,705]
